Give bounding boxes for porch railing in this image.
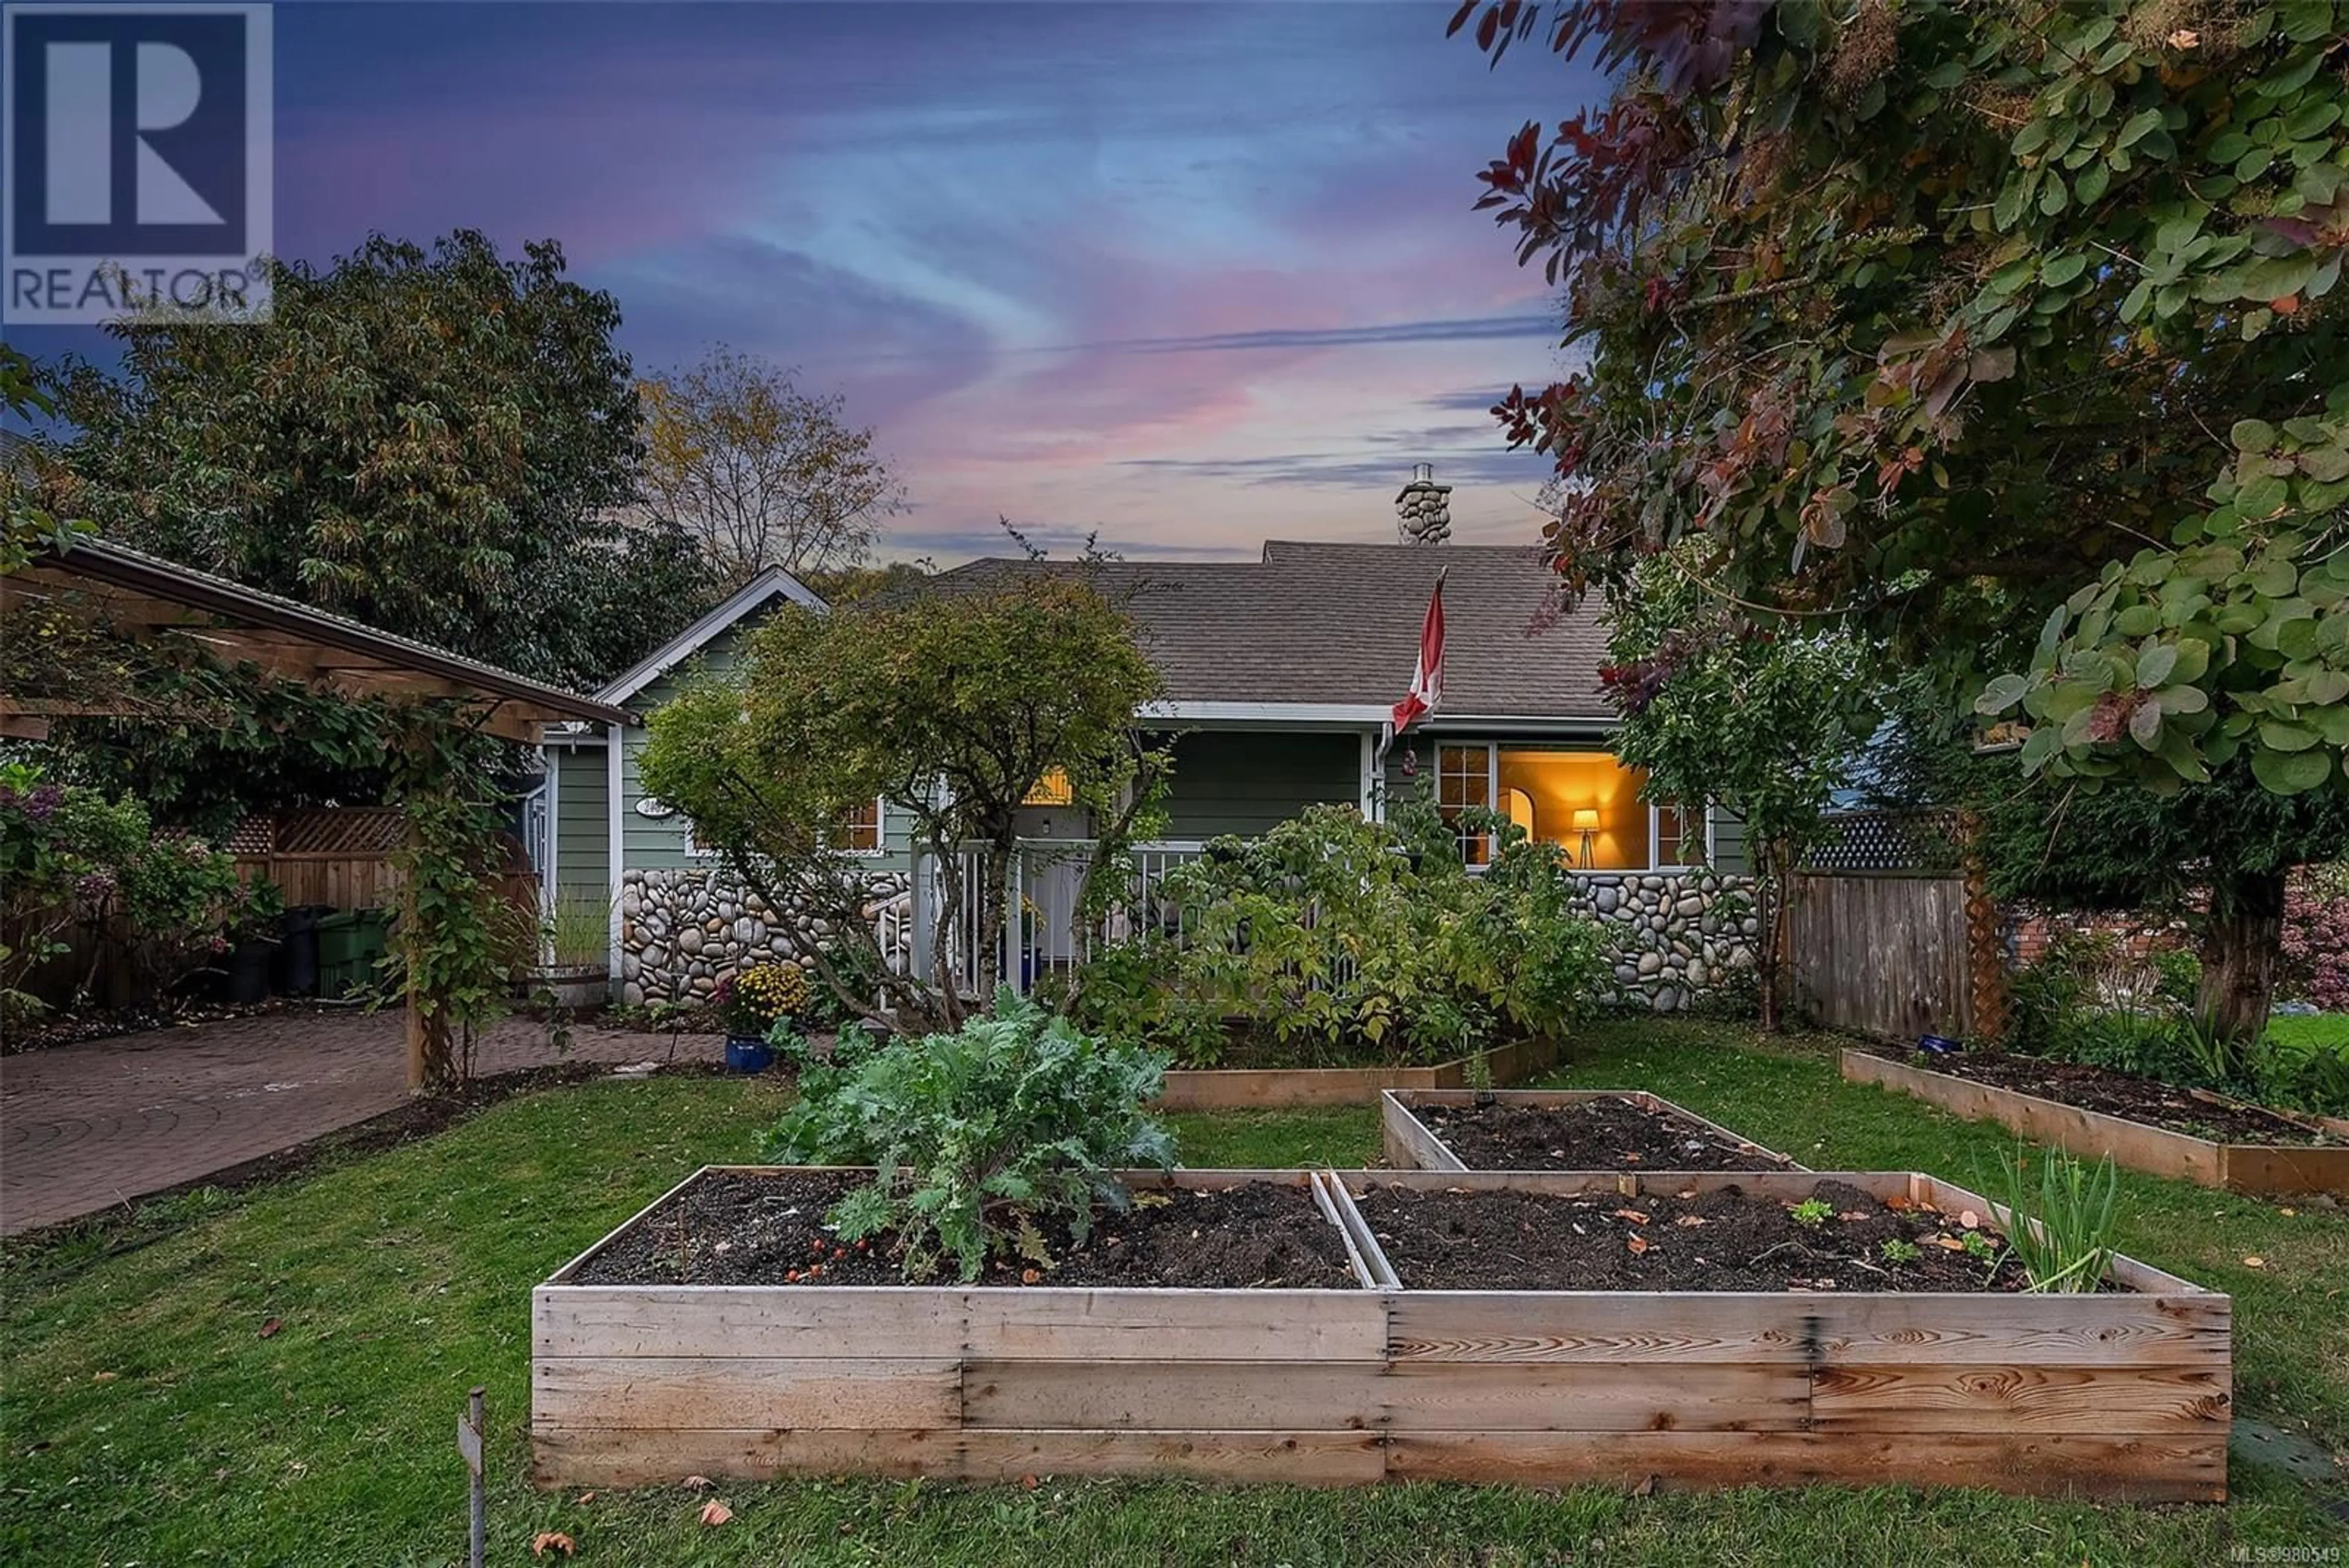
[915,839,1206,998]
[913,838,1380,1001]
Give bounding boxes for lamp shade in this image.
[1570,808,1601,830]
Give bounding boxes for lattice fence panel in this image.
[1802,808,1965,874]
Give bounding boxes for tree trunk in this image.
[2197,867,2287,1049]
[1755,840,1787,1033]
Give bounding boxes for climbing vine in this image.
[383,705,537,1090]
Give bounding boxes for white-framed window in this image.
[1436,742,1494,866]
[686,796,885,857]
[1432,744,1709,874]
[839,797,885,855]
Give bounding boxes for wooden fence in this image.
[229,807,407,907]
[1787,871,1973,1040]
[1786,808,2006,1042]
[7,809,538,1013]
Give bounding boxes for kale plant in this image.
[762,987,1176,1281]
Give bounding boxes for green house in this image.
[542,542,1754,1011]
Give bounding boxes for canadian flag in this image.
[1390,570,1446,733]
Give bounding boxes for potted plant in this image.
[716,962,809,1073]
[519,892,611,1009]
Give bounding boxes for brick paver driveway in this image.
[0,1010,680,1234]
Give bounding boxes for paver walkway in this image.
[0,1009,688,1234]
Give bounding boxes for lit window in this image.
[1437,744,1492,866]
[1492,749,1653,869]
[1023,768,1072,806]
[839,798,882,853]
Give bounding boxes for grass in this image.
[2268,1012,2349,1055]
[1,1024,2343,1566]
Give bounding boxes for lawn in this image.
[2,1020,2344,1567]
[2268,1011,2349,1056]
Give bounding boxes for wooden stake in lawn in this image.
[458,1385,486,1568]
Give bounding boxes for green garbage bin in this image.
[317,908,393,999]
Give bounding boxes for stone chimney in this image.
[1395,463,1452,544]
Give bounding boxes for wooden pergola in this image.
[2,535,634,1086]
[2,535,629,742]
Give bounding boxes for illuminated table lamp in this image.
[1572,807,1601,869]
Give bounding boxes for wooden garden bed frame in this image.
[533,1164,2229,1500]
[1379,1087,1805,1173]
[1153,1035,1557,1110]
[1842,1048,2349,1196]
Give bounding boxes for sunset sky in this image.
[11,2,1605,562]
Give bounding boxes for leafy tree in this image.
[1453,2,2346,795]
[639,346,905,590]
[1868,684,2349,1045]
[2,346,89,574]
[640,570,1168,1027]
[43,231,711,688]
[1600,551,1874,1030]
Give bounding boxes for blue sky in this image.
[10,1,1603,560]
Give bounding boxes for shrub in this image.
[0,763,247,1015]
[798,936,890,1031]
[1066,803,1611,1067]
[2280,869,2348,1013]
[760,988,1176,1281]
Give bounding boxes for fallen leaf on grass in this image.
[259,1318,283,1339]
[573,1492,596,1504]
[1627,1235,1650,1255]
[1020,1473,1039,1490]
[699,1500,733,1526]
[680,1474,713,1491]
[1631,1473,1657,1497]
[2279,1208,2296,1218]
[91,1372,117,1384]
[530,1531,575,1558]
[2244,1256,2265,1269]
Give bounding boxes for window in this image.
[1437,743,1493,865]
[1023,768,1073,806]
[686,797,883,856]
[1655,801,1705,868]
[838,797,883,853]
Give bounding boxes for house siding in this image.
[615,623,918,875]
[550,743,609,905]
[1157,729,1364,840]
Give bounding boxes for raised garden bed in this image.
[1156,1035,1558,1110]
[1382,1088,1801,1173]
[534,1164,2229,1499]
[1843,1047,2349,1196]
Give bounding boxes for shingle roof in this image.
[926,541,1612,722]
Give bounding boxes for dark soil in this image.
[570,1168,1362,1289]
[1416,1096,1794,1172]
[1353,1177,2048,1293]
[1862,1046,2340,1146]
